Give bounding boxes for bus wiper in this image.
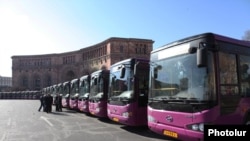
[148,97,161,102]
[120,96,129,100]
[163,97,196,104]
[168,97,209,105]
[160,97,185,103]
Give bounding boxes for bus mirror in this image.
[188,46,197,54]
[111,76,116,85]
[153,65,162,79]
[81,81,85,87]
[94,78,97,85]
[134,62,139,76]
[197,46,207,67]
[153,68,158,78]
[98,76,102,83]
[120,67,126,78]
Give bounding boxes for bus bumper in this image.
[148,122,203,141]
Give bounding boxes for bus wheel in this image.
[245,115,250,125]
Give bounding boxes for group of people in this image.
[38,94,62,113]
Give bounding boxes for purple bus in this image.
[61,81,70,108]
[69,78,80,110]
[148,32,250,141]
[78,75,90,113]
[88,69,110,118]
[107,58,149,126]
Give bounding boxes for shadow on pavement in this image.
[120,126,179,141]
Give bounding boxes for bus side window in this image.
[219,52,238,95]
[240,55,250,97]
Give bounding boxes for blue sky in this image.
[0,0,250,77]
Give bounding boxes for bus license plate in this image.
[163,130,178,138]
[113,117,119,122]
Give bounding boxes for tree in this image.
[242,30,250,41]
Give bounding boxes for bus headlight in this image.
[122,112,129,118]
[95,107,100,112]
[148,115,156,123]
[187,123,204,132]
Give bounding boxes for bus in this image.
[61,81,71,108]
[107,58,149,126]
[88,69,110,118]
[69,78,80,110]
[147,32,250,141]
[78,75,91,113]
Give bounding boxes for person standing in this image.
[47,94,53,113]
[58,94,63,112]
[54,94,60,112]
[44,94,49,113]
[38,95,44,112]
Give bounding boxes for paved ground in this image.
[0,100,176,141]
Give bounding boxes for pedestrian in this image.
[44,94,49,113]
[54,94,60,112]
[47,94,53,113]
[38,95,44,112]
[58,94,63,112]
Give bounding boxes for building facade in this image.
[0,76,12,92]
[11,37,154,91]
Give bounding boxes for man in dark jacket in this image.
[47,94,53,113]
[54,94,60,111]
[38,95,44,112]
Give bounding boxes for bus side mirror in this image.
[153,65,162,79]
[111,76,116,85]
[94,78,97,85]
[134,62,139,76]
[120,67,126,78]
[81,81,85,87]
[197,46,207,67]
[153,68,158,78]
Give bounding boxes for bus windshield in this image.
[89,76,104,98]
[109,68,134,100]
[150,53,214,104]
[79,79,90,98]
[62,82,70,97]
[71,80,79,96]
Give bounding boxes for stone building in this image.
[11,37,154,91]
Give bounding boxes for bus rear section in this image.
[148,33,250,141]
[78,75,90,113]
[88,69,110,118]
[108,58,149,126]
[69,78,80,110]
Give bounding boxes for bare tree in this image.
[242,30,250,41]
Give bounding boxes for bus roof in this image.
[152,32,250,54]
[111,58,149,67]
[91,69,109,75]
[80,75,90,80]
[63,81,70,85]
[71,78,79,83]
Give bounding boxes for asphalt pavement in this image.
[0,100,175,141]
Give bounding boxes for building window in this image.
[63,55,76,64]
[22,77,28,88]
[120,45,124,53]
[143,45,147,54]
[35,77,41,90]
